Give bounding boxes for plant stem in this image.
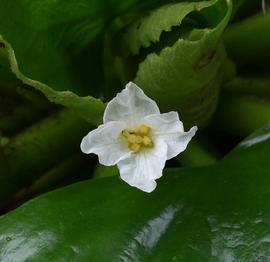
[0,103,45,135]
[7,154,87,209]
[0,109,91,208]
[215,94,270,137]
[223,76,270,97]
[224,12,270,67]
[0,89,53,135]
[16,85,54,111]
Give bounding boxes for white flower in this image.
[81,82,197,193]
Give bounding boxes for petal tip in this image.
[125,81,143,95]
[138,180,157,193]
[125,81,138,89]
[80,135,91,154]
[190,126,198,135]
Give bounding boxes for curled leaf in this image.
[104,0,233,127]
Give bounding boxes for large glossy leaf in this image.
[1,124,270,261]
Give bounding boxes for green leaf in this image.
[0,41,105,125]
[0,0,167,124]
[104,0,233,128]
[121,0,217,56]
[0,0,162,94]
[0,1,104,95]
[1,124,270,260]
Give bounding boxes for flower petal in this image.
[80,121,131,166]
[103,82,160,125]
[144,111,197,160]
[117,139,167,192]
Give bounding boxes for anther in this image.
[137,124,150,135]
[142,136,152,146]
[121,124,153,153]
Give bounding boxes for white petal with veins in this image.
[80,121,131,166]
[144,112,197,159]
[103,82,160,125]
[117,139,167,192]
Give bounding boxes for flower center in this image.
[121,124,153,153]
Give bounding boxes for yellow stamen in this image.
[129,143,141,152]
[142,136,152,146]
[137,124,150,135]
[128,134,143,144]
[121,124,153,153]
